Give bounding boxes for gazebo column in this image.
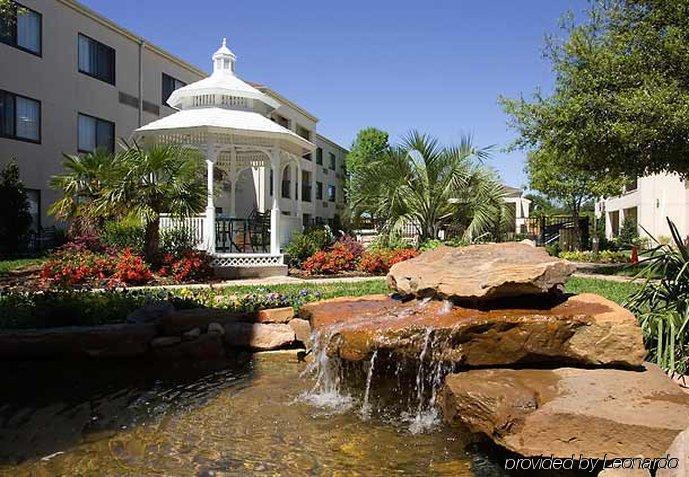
[228,148,237,218]
[270,149,281,254]
[205,152,216,254]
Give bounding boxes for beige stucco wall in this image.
[602,173,689,241]
[0,0,205,228]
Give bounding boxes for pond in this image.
[0,352,519,476]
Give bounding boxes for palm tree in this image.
[350,131,508,242]
[95,142,206,261]
[49,150,116,235]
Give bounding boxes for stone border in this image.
[0,306,312,360]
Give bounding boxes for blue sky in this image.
[82,0,585,188]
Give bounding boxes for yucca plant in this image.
[626,218,689,375]
[349,131,508,242]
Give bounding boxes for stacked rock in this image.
[302,243,689,464]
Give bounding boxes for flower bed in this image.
[559,250,631,264]
[298,235,418,276]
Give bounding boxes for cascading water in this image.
[301,298,453,433]
[359,350,378,420]
[299,331,353,413]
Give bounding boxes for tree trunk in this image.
[571,201,582,251]
[143,216,160,263]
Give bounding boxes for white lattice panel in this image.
[212,254,284,268]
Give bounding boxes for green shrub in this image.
[160,227,196,257]
[618,216,639,248]
[545,242,560,257]
[419,239,442,252]
[0,161,32,257]
[285,227,333,267]
[101,217,145,252]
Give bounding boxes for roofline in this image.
[316,133,349,153]
[57,0,207,78]
[250,83,319,123]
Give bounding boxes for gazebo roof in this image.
[166,39,280,110]
[135,107,314,155]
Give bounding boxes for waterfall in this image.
[359,350,378,420]
[299,331,353,413]
[406,328,441,434]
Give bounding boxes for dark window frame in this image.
[0,89,41,144]
[316,147,323,165]
[77,112,115,154]
[327,184,336,202]
[0,1,42,57]
[329,152,336,171]
[78,33,116,86]
[316,181,323,200]
[161,72,186,106]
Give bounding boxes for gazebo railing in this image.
[160,214,206,249]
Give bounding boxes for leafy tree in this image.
[523,192,559,219]
[0,161,32,256]
[526,147,623,247]
[346,128,389,216]
[501,1,689,179]
[350,131,507,242]
[618,215,639,247]
[95,143,206,261]
[346,127,389,177]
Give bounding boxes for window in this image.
[0,90,40,142]
[302,171,312,202]
[296,125,310,141]
[316,182,323,200]
[281,167,291,198]
[78,34,115,85]
[316,147,323,165]
[327,184,336,202]
[329,152,336,170]
[78,113,114,153]
[0,2,41,55]
[269,169,274,196]
[162,73,186,105]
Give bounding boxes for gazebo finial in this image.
[212,37,236,74]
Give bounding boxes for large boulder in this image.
[386,243,576,301]
[439,364,689,460]
[304,294,646,368]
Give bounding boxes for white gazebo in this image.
[134,39,314,277]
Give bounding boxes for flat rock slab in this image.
[439,364,689,460]
[223,322,296,350]
[0,324,158,359]
[302,293,645,368]
[387,243,576,301]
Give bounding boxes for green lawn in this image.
[564,276,640,305]
[0,257,47,276]
[0,276,641,330]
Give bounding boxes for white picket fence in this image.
[159,214,206,249]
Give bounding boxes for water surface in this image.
[0,352,498,476]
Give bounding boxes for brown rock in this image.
[307,293,645,368]
[657,427,689,477]
[256,307,294,323]
[159,307,294,335]
[223,323,295,350]
[0,324,157,359]
[289,318,313,348]
[439,364,689,460]
[386,243,576,301]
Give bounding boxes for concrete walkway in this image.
[572,272,638,283]
[128,274,384,292]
